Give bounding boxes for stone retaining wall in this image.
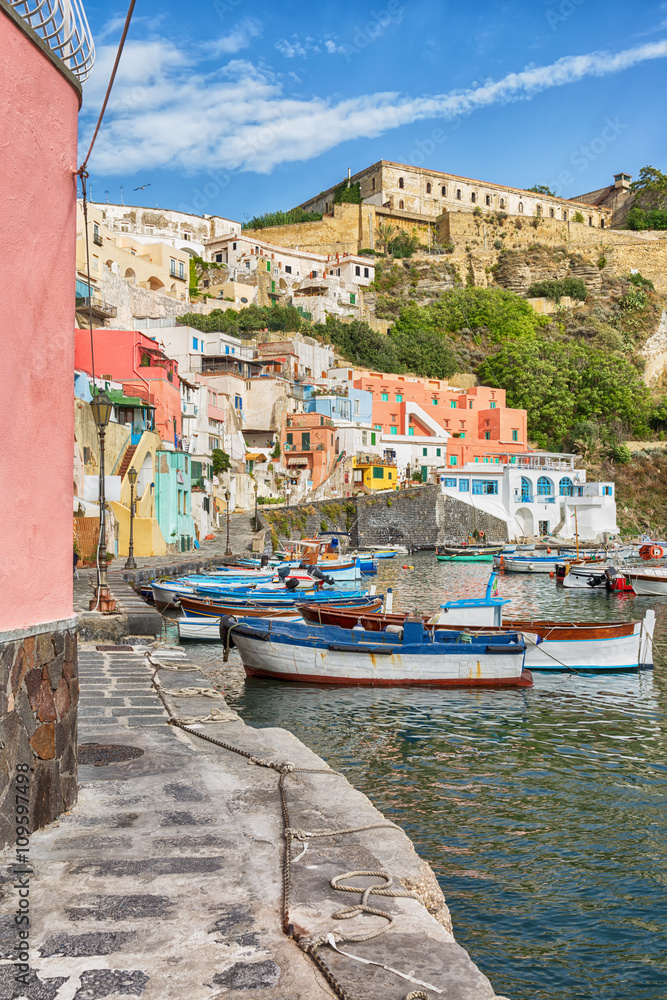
[0,624,78,847]
[261,487,508,549]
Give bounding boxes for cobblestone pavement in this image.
[77,645,169,730]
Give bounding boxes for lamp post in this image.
[224,488,232,556]
[89,390,116,612]
[125,467,138,570]
[253,480,259,532]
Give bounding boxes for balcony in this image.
[75,295,117,320]
[355,453,396,468]
[10,0,96,82]
[181,401,198,419]
[514,494,557,504]
[93,232,103,246]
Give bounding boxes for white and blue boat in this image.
[220,616,531,688]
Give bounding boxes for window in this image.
[450,456,457,466]
[500,198,505,209]
[436,448,441,456]
[266,260,271,271]
[459,421,465,429]
[459,478,469,491]
[472,479,498,495]
[485,195,491,206]
[398,177,404,189]
[471,192,476,203]
[549,207,555,218]
[399,200,404,210]
[490,401,496,409]
[374,424,381,430]
[355,265,361,276]
[301,432,310,450]
[539,520,549,536]
[234,394,243,410]
[170,259,177,276]
[371,432,376,445]
[484,431,490,440]
[441,185,447,196]
[518,202,524,213]
[432,398,438,405]
[426,182,432,194]
[179,261,185,279]
[589,216,593,227]
[443,477,456,487]
[456,189,461,200]
[537,476,553,496]
[232,242,237,250]
[371,178,376,190]
[409,428,414,436]
[192,337,199,351]
[459,432,465,438]
[469,401,473,409]
[364,267,369,278]
[372,466,384,480]
[286,433,293,446]
[512,429,518,442]
[603,486,613,496]
[350,293,356,304]
[390,426,397,435]
[559,477,573,496]
[215,253,223,262]
[395,394,403,402]
[285,265,292,274]
[450,400,457,408]
[245,261,250,268]
[563,210,568,220]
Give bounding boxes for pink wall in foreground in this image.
[0,11,80,631]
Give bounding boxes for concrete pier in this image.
[0,643,509,999]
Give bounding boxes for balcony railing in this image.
[10,0,96,82]
[514,494,557,504]
[75,295,117,319]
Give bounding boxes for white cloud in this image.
[203,18,262,55]
[275,35,321,58]
[83,38,667,176]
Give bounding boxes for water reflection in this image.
[182,553,667,1000]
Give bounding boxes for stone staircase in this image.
[119,444,137,479]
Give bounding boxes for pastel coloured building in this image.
[0,0,94,844]
[75,329,182,446]
[281,413,338,490]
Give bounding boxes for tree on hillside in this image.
[527,184,556,196]
[375,223,399,254]
[629,165,667,210]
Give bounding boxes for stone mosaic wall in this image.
[0,627,78,846]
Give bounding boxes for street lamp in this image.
[224,488,232,556]
[89,390,116,612]
[124,466,138,570]
[253,480,259,532]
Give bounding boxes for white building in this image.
[205,232,375,319]
[381,404,450,480]
[439,453,618,541]
[89,202,241,257]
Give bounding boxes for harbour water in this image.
[183,554,667,1000]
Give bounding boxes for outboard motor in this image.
[311,567,335,586]
[277,565,291,581]
[298,560,308,570]
[284,577,300,592]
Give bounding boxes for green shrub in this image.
[526,278,587,302]
[609,443,632,464]
[243,208,323,229]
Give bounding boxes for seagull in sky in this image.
[134,182,151,191]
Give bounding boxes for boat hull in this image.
[626,571,667,596]
[178,615,301,640]
[437,554,494,563]
[181,595,383,620]
[228,620,531,688]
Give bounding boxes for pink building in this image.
[75,329,183,445]
[0,1,93,842]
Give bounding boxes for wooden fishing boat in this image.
[178,612,303,641]
[220,616,531,688]
[180,594,383,620]
[436,553,495,563]
[298,576,656,672]
[625,568,667,596]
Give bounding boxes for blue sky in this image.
[79,0,667,222]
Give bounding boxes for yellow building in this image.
[76,202,191,304]
[352,456,397,491]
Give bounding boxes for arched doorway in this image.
[515,506,534,537]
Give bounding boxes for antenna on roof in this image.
[347,167,351,188]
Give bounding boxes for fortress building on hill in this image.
[296,160,612,229]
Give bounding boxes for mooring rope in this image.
[148,657,440,1000]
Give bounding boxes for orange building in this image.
[281,413,338,488]
[332,368,527,468]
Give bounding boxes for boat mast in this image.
[574,505,579,560]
